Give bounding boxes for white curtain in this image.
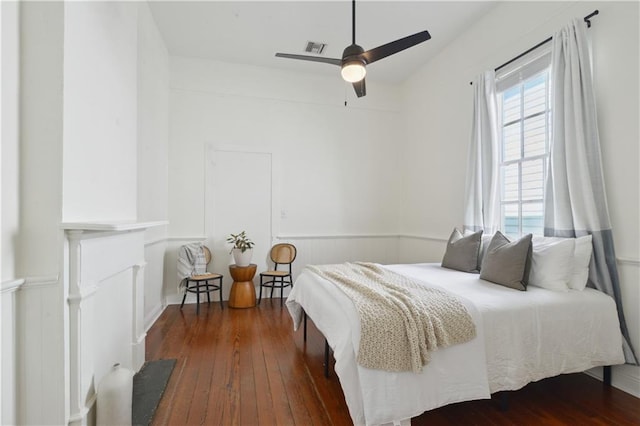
[463,71,501,234]
[545,18,637,364]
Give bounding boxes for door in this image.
[209,149,272,298]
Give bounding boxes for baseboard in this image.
[166,293,184,306]
[144,302,167,333]
[585,365,640,398]
[165,293,227,305]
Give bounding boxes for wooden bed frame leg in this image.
[499,392,509,411]
[603,365,612,386]
[303,310,307,342]
[324,338,330,378]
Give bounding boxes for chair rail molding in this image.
[0,278,25,294]
[276,233,399,240]
[62,221,161,425]
[617,257,640,267]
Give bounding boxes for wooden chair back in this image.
[203,245,211,265]
[270,243,297,265]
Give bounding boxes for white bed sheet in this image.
[287,264,491,426]
[394,264,624,393]
[286,263,625,426]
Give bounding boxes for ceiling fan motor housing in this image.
[342,44,366,65]
[341,44,367,83]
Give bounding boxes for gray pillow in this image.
[479,231,533,291]
[441,228,483,273]
[478,233,494,268]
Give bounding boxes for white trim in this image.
[209,144,275,156]
[1,278,25,293]
[20,275,59,290]
[167,236,207,242]
[170,86,401,113]
[68,393,97,425]
[584,366,640,399]
[274,234,640,255]
[135,332,147,346]
[65,229,149,242]
[276,234,399,240]
[398,234,449,243]
[67,282,99,305]
[617,257,640,267]
[144,236,168,247]
[166,293,188,305]
[77,264,146,291]
[61,220,168,232]
[206,145,280,248]
[144,302,166,332]
[274,233,449,242]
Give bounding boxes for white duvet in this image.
[286,263,625,426]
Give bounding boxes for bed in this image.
[286,262,625,426]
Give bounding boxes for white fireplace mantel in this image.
[61,220,167,232]
[62,220,167,425]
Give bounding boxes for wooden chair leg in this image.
[196,283,200,314]
[258,276,263,305]
[180,285,188,309]
[219,278,224,310]
[280,278,284,306]
[206,280,211,304]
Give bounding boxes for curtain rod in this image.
[470,10,599,85]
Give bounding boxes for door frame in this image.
[204,143,281,252]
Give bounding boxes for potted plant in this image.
[227,231,255,266]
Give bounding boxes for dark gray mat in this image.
[132,359,176,426]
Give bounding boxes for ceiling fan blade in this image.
[352,78,366,98]
[275,53,342,66]
[362,30,431,64]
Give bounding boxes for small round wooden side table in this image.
[228,264,257,308]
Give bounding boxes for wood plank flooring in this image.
[147,300,640,425]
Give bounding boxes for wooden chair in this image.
[180,246,223,314]
[258,243,297,306]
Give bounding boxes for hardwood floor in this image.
[147,301,639,425]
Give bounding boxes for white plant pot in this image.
[232,248,253,267]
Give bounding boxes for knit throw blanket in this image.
[306,262,476,373]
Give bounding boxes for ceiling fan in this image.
[275,0,431,98]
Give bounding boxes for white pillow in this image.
[568,235,593,290]
[529,237,575,291]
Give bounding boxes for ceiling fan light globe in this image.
[341,62,366,83]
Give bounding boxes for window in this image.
[496,51,551,238]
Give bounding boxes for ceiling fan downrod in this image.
[352,0,356,45]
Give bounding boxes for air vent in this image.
[305,41,327,55]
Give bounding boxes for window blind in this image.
[497,47,551,237]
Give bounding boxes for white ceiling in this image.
[148,1,497,84]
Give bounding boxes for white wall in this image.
[17,2,65,424]
[4,2,168,424]
[400,1,640,397]
[167,57,403,302]
[1,0,20,284]
[137,2,170,330]
[62,1,138,222]
[18,1,64,278]
[1,4,22,417]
